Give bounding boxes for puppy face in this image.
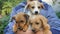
[30,18,42,32]
[29,15,48,32]
[11,12,29,32]
[25,0,44,15]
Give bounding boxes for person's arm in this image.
[4,2,26,34]
[47,5,60,31]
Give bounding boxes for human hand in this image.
[16,30,34,34]
[36,31,43,34]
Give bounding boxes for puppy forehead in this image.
[15,13,26,20]
[32,15,40,20]
[30,1,40,6]
[30,15,41,22]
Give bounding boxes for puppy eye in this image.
[36,23,39,25]
[20,20,24,22]
[16,21,18,23]
[30,23,32,25]
[31,6,35,9]
[38,6,40,9]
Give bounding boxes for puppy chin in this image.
[32,29,39,33]
[32,13,40,15]
[23,29,26,32]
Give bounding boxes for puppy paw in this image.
[23,25,28,32]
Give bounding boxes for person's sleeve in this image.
[47,6,60,30]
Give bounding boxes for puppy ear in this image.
[24,3,30,13]
[27,0,33,2]
[24,14,29,20]
[23,14,29,32]
[24,14,29,25]
[10,16,16,22]
[40,16,50,30]
[40,3,45,9]
[27,0,38,2]
[40,19,44,28]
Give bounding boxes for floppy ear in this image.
[27,0,33,3]
[10,16,16,22]
[40,16,50,30]
[24,14,29,25]
[24,14,29,21]
[27,0,39,3]
[40,19,47,28]
[27,0,39,2]
[23,14,29,32]
[40,3,45,9]
[24,3,30,13]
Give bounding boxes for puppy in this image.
[29,15,52,34]
[11,12,29,33]
[24,0,45,16]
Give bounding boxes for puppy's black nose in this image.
[35,11,38,14]
[18,27,23,30]
[32,29,35,32]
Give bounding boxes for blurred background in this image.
[0,0,60,34]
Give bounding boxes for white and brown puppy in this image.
[24,0,45,16]
[29,15,52,34]
[11,12,29,33]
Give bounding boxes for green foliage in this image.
[1,0,23,16]
[0,16,10,34]
[0,0,3,15]
[2,2,12,16]
[0,0,24,34]
[56,12,60,18]
[9,0,23,7]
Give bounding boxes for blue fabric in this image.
[4,1,60,34]
[51,28,60,34]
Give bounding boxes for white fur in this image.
[28,25,32,30]
[24,1,40,17]
[33,1,40,14]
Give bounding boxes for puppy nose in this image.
[32,29,35,32]
[18,27,23,30]
[35,11,38,14]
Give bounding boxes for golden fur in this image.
[11,12,29,33]
[29,15,52,34]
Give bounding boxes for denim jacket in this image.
[4,1,60,34]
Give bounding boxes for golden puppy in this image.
[11,12,29,33]
[29,15,52,34]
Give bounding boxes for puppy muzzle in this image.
[18,27,23,30]
[35,11,38,15]
[32,29,37,33]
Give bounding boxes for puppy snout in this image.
[35,11,38,14]
[18,27,23,30]
[32,29,35,32]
